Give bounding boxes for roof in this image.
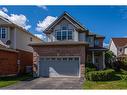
[44,12,105,38]
[88,46,108,51]
[112,38,127,47]
[44,12,88,34]
[0,15,43,41]
[0,47,18,53]
[0,40,8,48]
[117,54,127,58]
[29,40,88,46]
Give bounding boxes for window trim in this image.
[55,29,73,41]
[0,27,7,39]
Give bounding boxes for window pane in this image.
[68,30,72,40]
[0,28,1,38]
[1,27,6,38]
[56,31,61,40]
[62,31,67,40]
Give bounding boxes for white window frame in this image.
[0,27,7,39]
[55,29,73,41]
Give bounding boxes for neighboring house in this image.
[30,12,107,78]
[109,38,127,57]
[0,15,43,76]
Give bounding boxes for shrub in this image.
[86,69,115,81]
[120,75,127,80]
[120,61,127,71]
[85,67,96,73]
[85,62,96,68]
[113,61,121,72]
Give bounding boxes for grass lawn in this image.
[83,80,127,89]
[0,74,32,88]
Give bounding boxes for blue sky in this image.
[0,6,127,45]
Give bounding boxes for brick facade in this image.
[32,44,86,78]
[0,49,18,76]
[17,49,33,74]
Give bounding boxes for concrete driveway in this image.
[2,77,83,89]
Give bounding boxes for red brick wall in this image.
[33,45,86,64]
[32,45,86,78]
[17,49,33,73]
[0,50,18,76]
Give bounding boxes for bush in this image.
[112,61,121,72]
[85,62,96,68]
[120,75,127,80]
[85,67,96,73]
[86,69,115,81]
[120,61,127,71]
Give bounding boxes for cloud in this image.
[36,16,57,32]
[103,43,109,48]
[37,5,48,11]
[34,34,43,39]
[0,7,31,30]
[9,14,31,30]
[34,33,47,41]
[0,7,8,12]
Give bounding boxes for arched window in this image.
[55,24,73,41]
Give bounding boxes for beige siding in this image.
[15,28,42,52]
[79,33,86,41]
[124,47,127,54]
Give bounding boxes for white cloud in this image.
[103,43,109,48]
[9,14,31,30]
[34,34,43,39]
[36,16,57,32]
[0,7,8,12]
[0,7,31,30]
[37,5,48,11]
[34,33,47,41]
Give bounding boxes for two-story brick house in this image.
[30,12,107,78]
[0,15,43,76]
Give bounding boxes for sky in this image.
[0,5,127,46]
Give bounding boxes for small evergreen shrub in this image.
[86,69,115,81]
[85,67,96,73]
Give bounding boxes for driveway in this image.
[2,77,83,89]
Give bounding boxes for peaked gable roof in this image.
[44,12,88,34]
[44,12,105,38]
[0,15,42,41]
[112,38,127,47]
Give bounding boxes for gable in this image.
[53,18,75,31]
[44,12,87,34]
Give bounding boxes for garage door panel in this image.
[39,57,80,77]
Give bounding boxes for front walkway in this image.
[2,77,83,89]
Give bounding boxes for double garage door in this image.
[39,56,80,77]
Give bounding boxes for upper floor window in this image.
[55,29,73,40]
[30,37,33,42]
[87,37,93,43]
[95,40,99,46]
[0,27,7,39]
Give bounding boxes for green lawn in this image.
[83,80,127,89]
[0,74,32,88]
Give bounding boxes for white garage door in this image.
[39,56,80,77]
